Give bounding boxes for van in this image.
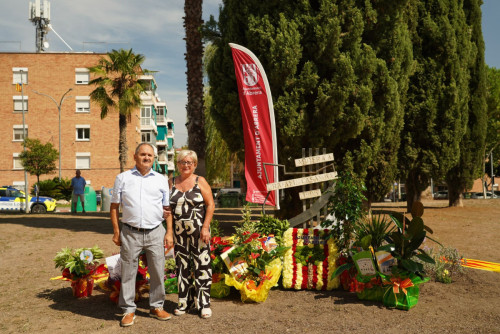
[215,188,242,199]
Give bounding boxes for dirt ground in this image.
[0,199,499,334]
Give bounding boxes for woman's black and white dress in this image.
[170,176,212,311]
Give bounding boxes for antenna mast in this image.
[29,0,50,52]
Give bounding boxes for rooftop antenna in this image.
[29,0,50,52]
[29,0,73,52]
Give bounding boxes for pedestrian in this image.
[70,169,86,213]
[110,143,173,327]
[167,149,215,319]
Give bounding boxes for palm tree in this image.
[88,49,146,172]
[184,0,207,176]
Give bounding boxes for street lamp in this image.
[32,88,73,181]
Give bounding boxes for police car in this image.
[0,186,57,213]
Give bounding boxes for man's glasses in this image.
[178,160,194,166]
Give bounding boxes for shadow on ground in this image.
[0,213,113,234]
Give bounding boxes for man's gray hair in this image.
[135,142,155,154]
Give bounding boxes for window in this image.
[13,96,28,112]
[142,131,152,143]
[76,152,90,169]
[76,125,90,141]
[76,97,90,113]
[13,125,28,141]
[141,106,152,125]
[12,68,28,84]
[156,106,166,123]
[75,68,90,84]
[13,153,23,170]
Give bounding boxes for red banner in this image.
[229,43,279,208]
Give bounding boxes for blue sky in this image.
[1,0,499,146]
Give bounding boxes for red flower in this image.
[243,232,260,244]
[211,254,216,260]
[249,252,260,259]
[222,246,232,253]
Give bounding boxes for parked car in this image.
[470,192,493,199]
[433,190,448,199]
[0,186,57,213]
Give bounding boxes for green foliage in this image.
[19,138,58,180]
[294,244,325,266]
[210,219,222,238]
[253,214,290,246]
[234,204,257,238]
[418,246,466,284]
[354,214,394,250]
[54,246,104,278]
[485,66,500,168]
[386,214,436,277]
[401,0,479,208]
[321,171,366,253]
[446,0,488,205]
[33,177,72,200]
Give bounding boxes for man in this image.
[110,143,173,327]
[70,170,86,213]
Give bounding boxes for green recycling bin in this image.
[219,193,239,208]
[71,185,97,212]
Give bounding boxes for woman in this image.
[167,150,214,319]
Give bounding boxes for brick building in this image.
[0,52,174,192]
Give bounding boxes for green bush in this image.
[254,215,290,246]
[33,177,72,200]
[419,246,466,283]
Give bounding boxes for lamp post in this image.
[32,88,73,181]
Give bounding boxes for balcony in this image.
[156,114,166,124]
[158,151,167,163]
[140,117,157,132]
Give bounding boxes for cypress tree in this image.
[400,0,472,210]
[445,0,487,206]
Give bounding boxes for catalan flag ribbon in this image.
[16,83,22,92]
[461,258,500,273]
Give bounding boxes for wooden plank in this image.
[298,188,322,200]
[295,153,334,167]
[289,182,336,227]
[266,171,337,191]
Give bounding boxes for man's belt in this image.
[123,223,160,232]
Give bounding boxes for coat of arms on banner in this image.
[242,64,259,86]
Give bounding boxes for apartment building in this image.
[0,52,175,191]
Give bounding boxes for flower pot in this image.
[71,277,94,298]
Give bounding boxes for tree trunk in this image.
[184,0,206,177]
[405,170,424,212]
[448,185,463,207]
[119,114,128,173]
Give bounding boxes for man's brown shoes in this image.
[150,307,172,321]
[120,313,135,327]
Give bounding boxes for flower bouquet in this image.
[52,246,105,298]
[210,236,233,298]
[98,252,150,303]
[282,228,340,290]
[333,206,437,310]
[221,232,289,302]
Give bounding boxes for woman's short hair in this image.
[177,149,198,165]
